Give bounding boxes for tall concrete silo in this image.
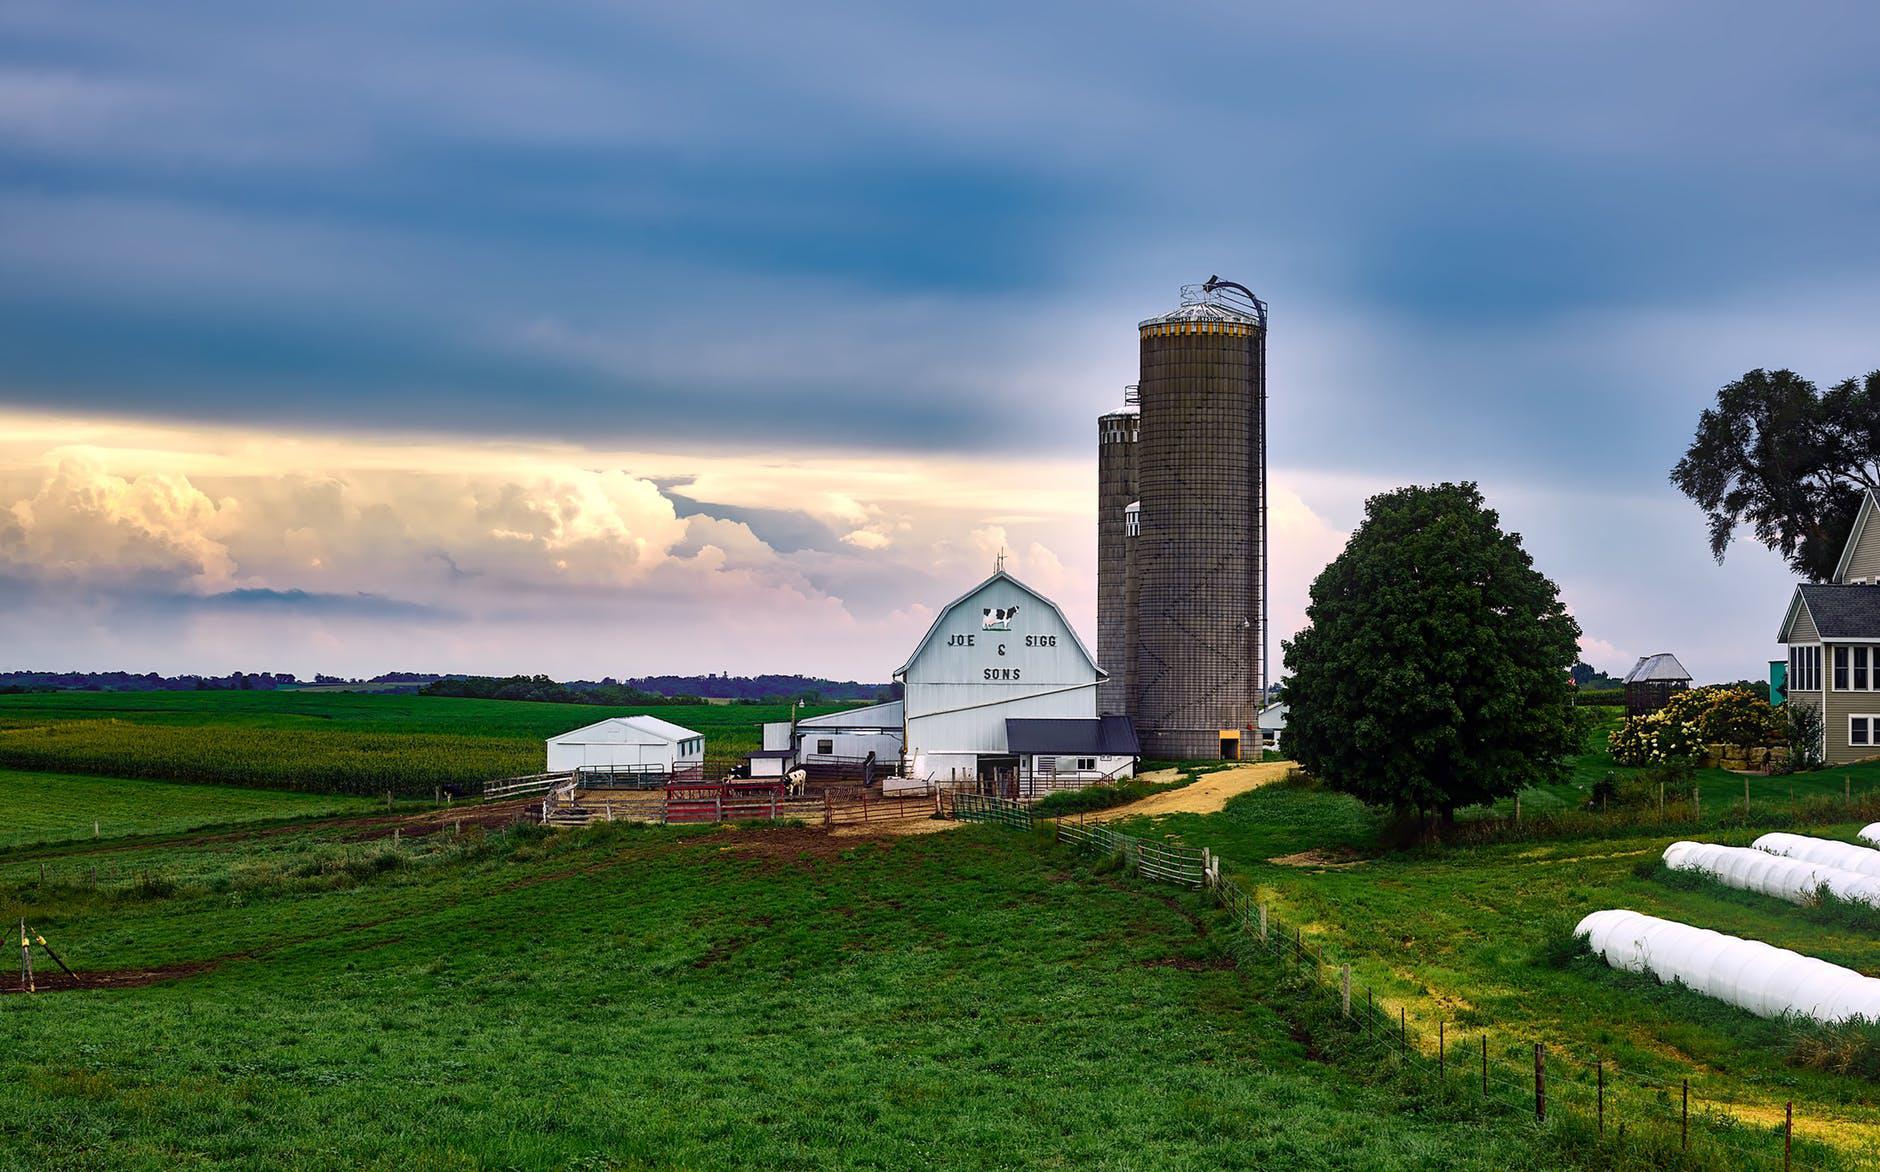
[1095,409,1139,716]
[1127,279,1267,760]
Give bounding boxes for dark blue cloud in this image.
[0,0,1877,485]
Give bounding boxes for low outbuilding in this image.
[546,715,705,783]
[1622,653,1691,716]
[1004,715,1139,793]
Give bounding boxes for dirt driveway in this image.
[1083,761,1293,822]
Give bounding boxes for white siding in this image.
[900,575,1102,761]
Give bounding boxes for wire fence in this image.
[1039,817,1848,1171]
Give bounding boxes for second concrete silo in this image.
[1096,409,1139,716]
[1130,279,1267,759]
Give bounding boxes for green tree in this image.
[1671,368,1880,581]
[1282,482,1582,825]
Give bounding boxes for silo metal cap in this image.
[1137,276,1267,330]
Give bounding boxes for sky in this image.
[2,1,1878,683]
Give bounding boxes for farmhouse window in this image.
[1835,647,1849,691]
[1790,645,1821,693]
[1858,648,1872,691]
[817,739,834,755]
[1852,716,1875,747]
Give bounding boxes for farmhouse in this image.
[1777,488,1880,765]
[545,715,704,781]
[895,568,1137,788]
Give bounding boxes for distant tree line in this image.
[419,674,898,706]
[0,670,302,693]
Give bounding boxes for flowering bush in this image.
[1607,686,1785,766]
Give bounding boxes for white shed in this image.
[895,569,1121,784]
[546,715,705,780]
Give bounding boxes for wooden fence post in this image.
[1341,964,1351,1017]
[1597,1061,1603,1135]
[19,919,33,994]
[1258,903,1267,944]
[1785,1101,1792,1170]
[1533,1043,1545,1122]
[93,819,99,839]
[1514,794,1521,823]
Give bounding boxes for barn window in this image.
[1077,757,1096,771]
[817,739,833,755]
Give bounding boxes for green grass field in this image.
[0,817,1599,1170]
[1120,775,1880,1163]
[0,770,375,850]
[0,692,850,795]
[3,691,1879,1166]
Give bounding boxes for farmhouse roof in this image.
[546,714,702,745]
[1792,584,1880,639]
[1004,715,1140,757]
[892,569,1103,681]
[1623,653,1691,685]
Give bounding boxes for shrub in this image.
[1608,685,1785,766]
[1787,700,1826,771]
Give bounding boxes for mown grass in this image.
[0,769,375,850]
[0,693,850,795]
[1117,777,1880,1163]
[0,818,1602,1170]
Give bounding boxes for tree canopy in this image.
[1281,482,1582,822]
[1670,368,1880,581]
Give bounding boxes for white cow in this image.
[785,767,808,798]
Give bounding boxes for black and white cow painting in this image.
[981,604,1020,631]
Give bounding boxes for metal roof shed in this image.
[546,715,705,778]
[1622,653,1691,716]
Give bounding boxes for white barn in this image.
[896,569,1131,784]
[546,715,704,780]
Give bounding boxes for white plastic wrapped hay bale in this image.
[1576,909,1880,1023]
[1754,832,1880,879]
[1662,840,1880,908]
[1860,823,1880,848]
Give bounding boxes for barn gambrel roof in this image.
[892,569,1104,681]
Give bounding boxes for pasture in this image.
[1,816,1577,1169]
[1123,777,1880,1163]
[0,770,374,850]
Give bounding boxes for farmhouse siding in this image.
[1845,522,1880,582]
[1787,605,1819,643]
[1824,646,1880,765]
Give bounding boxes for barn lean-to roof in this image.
[892,569,1104,681]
